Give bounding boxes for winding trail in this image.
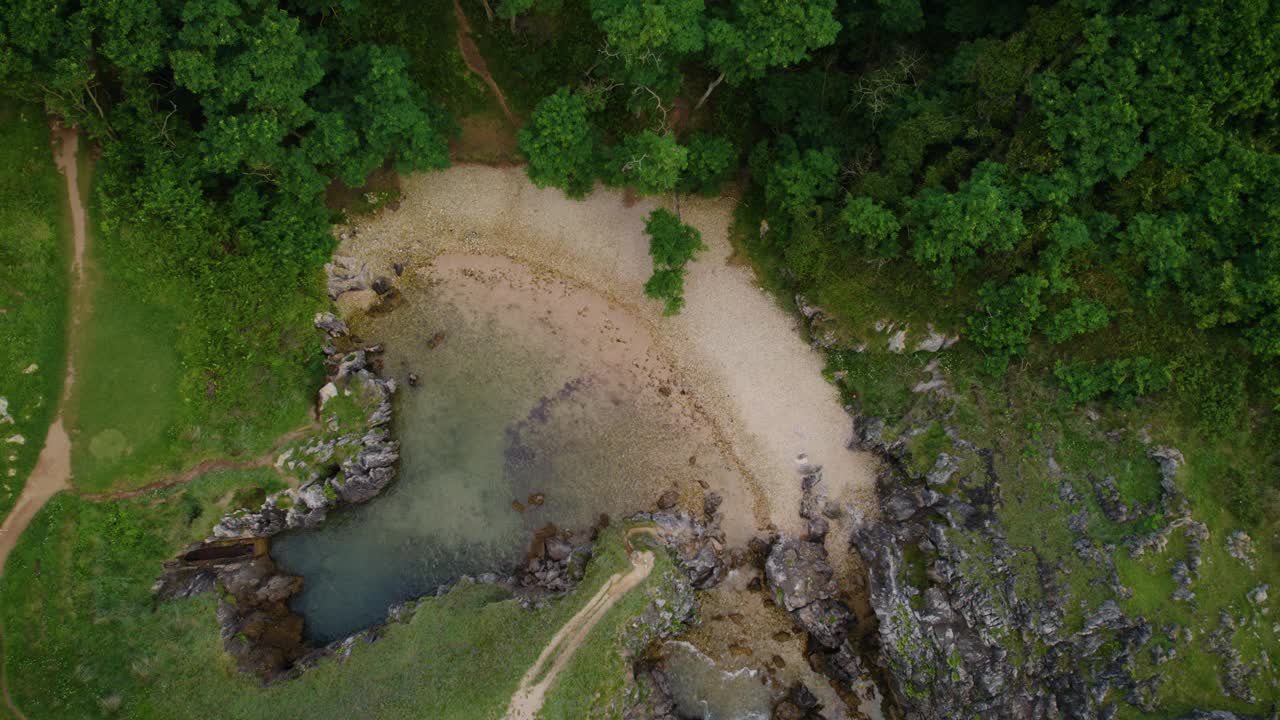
[0,121,88,720]
[452,0,519,127]
[78,421,318,502]
[504,528,658,720]
[0,124,87,577]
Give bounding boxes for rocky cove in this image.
[149,167,890,718]
[148,165,1270,720]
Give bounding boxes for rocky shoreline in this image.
[841,411,1274,720]
[154,313,403,678]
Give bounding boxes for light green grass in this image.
[0,101,70,522]
[67,211,321,493]
[540,532,684,719]
[1,474,671,720]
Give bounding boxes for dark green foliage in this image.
[643,208,705,314]
[839,195,901,258]
[607,130,688,195]
[1054,357,1174,405]
[518,87,598,197]
[757,137,840,219]
[968,274,1047,374]
[705,0,840,84]
[906,161,1025,287]
[1042,297,1110,344]
[590,0,705,69]
[0,0,453,437]
[680,133,738,196]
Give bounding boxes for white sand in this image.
[342,166,879,539]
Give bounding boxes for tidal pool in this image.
[272,255,739,642]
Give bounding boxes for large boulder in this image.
[766,538,835,612]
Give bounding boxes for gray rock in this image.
[887,329,907,353]
[545,537,573,562]
[313,312,348,337]
[914,325,960,353]
[793,597,853,649]
[325,256,373,299]
[765,538,835,612]
[703,492,723,517]
[657,490,679,510]
[926,452,961,486]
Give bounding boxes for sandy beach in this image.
[338,165,880,545]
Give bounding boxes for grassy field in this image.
[0,469,674,719]
[65,208,323,493]
[0,103,70,522]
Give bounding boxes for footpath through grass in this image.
[0,469,672,720]
[0,102,69,522]
[66,208,323,493]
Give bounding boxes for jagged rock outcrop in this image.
[155,312,400,680]
[628,510,727,590]
[761,470,860,689]
[325,255,373,299]
[213,325,398,540]
[772,682,827,720]
[850,416,1179,719]
[624,663,679,720]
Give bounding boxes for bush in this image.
[643,208,705,314]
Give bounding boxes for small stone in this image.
[887,329,907,353]
[313,312,349,337]
[527,493,545,507]
[427,332,446,350]
[545,537,573,562]
[393,262,405,276]
[511,500,525,513]
[4,435,24,445]
[0,397,10,425]
[657,490,679,510]
[703,492,723,517]
[21,364,37,374]
[318,382,338,409]
[407,372,420,387]
[371,277,392,295]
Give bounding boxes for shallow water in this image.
[664,641,777,720]
[272,257,733,642]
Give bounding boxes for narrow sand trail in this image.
[505,529,657,720]
[0,124,87,576]
[0,122,89,720]
[340,166,880,548]
[453,0,519,127]
[78,421,319,502]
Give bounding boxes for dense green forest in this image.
[2,0,1279,715]
[6,0,1275,431]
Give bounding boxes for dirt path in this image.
[0,125,87,578]
[0,121,88,720]
[504,529,658,720]
[452,0,519,127]
[77,421,318,502]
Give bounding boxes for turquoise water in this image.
[272,262,719,642]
